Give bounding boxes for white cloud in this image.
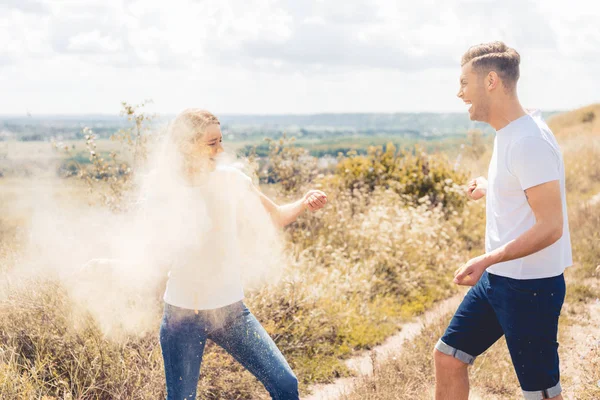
[66,31,123,53]
[0,0,598,114]
[0,0,50,15]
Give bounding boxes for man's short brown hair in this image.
[461,41,521,89]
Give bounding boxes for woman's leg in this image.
[208,302,299,400]
[160,303,208,400]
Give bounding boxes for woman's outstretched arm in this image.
[252,185,327,228]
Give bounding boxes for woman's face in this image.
[201,124,224,159]
[186,124,224,161]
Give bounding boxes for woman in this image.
[152,109,327,400]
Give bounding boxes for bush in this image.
[582,111,595,123]
[0,282,165,399]
[53,101,155,212]
[0,109,485,399]
[261,134,318,193]
[335,143,468,212]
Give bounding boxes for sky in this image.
[1,0,599,115]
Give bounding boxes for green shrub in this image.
[0,112,485,398]
[335,143,468,212]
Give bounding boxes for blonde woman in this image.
[151,109,327,400]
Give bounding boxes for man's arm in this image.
[252,185,327,228]
[454,180,563,285]
[487,180,563,263]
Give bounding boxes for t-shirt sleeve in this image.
[228,164,253,186]
[508,136,560,190]
[226,163,252,185]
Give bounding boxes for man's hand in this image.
[453,254,493,286]
[303,190,327,212]
[466,177,487,200]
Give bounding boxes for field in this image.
[341,104,600,400]
[0,104,598,399]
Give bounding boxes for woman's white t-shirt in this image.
[485,110,572,280]
[156,165,253,310]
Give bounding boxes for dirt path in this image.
[305,193,600,400]
[559,299,600,399]
[302,293,465,400]
[303,282,600,400]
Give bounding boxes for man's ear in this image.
[487,71,499,91]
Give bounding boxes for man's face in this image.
[457,62,489,122]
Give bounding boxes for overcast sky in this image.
[1,0,599,115]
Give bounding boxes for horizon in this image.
[0,108,570,119]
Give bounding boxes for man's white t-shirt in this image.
[485,110,572,280]
[157,165,253,310]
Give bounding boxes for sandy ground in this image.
[303,293,465,400]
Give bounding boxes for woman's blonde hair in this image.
[169,108,220,145]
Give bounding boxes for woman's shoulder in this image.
[214,163,252,184]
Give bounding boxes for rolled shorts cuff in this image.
[435,339,476,366]
[522,382,562,400]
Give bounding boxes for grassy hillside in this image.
[548,104,600,203]
[343,103,600,400]
[0,122,484,398]
[548,103,600,138]
[0,104,580,399]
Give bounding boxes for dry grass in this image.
[342,315,448,400]
[576,344,600,400]
[547,104,600,139]
[0,104,596,399]
[341,105,600,400]
[467,199,600,399]
[0,138,482,398]
[340,275,593,398]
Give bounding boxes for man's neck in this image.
[488,97,527,131]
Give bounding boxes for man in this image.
[433,41,572,400]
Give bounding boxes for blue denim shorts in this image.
[436,271,565,400]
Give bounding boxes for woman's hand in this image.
[254,187,328,227]
[302,190,328,212]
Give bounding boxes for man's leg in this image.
[434,348,469,400]
[489,273,566,400]
[434,272,504,400]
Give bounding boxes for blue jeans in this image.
[160,301,299,400]
[436,271,566,400]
